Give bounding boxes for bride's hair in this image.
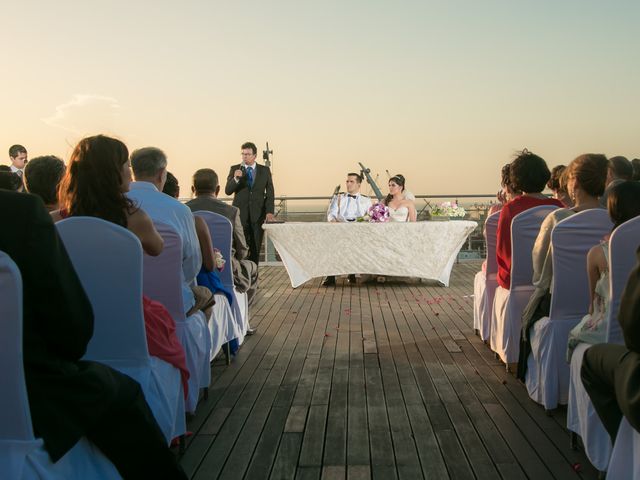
[383,174,406,205]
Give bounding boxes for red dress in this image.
[496,196,564,289]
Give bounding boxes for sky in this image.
[2,0,638,199]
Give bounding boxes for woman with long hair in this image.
[53,134,189,397]
[382,174,417,222]
[517,153,608,379]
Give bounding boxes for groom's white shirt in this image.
[327,192,372,222]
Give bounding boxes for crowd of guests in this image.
[482,149,640,469]
[0,138,273,478]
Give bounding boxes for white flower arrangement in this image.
[429,201,466,218]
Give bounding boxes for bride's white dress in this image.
[388,206,409,222]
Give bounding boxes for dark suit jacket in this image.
[619,246,640,352]
[186,196,249,260]
[0,191,128,460]
[224,163,275,226]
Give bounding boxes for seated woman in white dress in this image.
[382,174,417,222]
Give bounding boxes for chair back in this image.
[56,217,150,368]
[0,251,34,441]
[143,222,186,324]
[510,205,559,287]
[193,211,234,290]
[485,211,500,276]
[607,215,640,344]
[549,209,613,321]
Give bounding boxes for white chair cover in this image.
[193,211,250,342]
[56,217,185,442]
[490,205,559,363]
[567,215,640,471]
[607,417,640,480]
[473,211,500,341]
[0,251,121,479]
[526,209,612,409]
[143,222,211,413]
[567,343,612,471]
[607,216,640,344]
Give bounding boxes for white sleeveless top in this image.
[388,206,409,222]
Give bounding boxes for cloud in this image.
[42,94,122,135]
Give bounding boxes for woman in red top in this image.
[496,150,564,289]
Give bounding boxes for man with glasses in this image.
[225,141,275,266]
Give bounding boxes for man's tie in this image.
[246,167,254,188]
[347,194,356,199]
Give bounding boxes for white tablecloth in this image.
[263,221,477,288]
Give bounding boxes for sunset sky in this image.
[2,0,638,198]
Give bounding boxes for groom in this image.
[323,172,372,286]
[225,142,275,266]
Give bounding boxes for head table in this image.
[263,220,477,288]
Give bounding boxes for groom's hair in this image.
[192,168,219,194]
[347,172,363,184]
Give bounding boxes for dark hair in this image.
[567,154,608,198]
[0,166,22,191]
[632,159,640,181]
[24,155,65,205]
[58,135,135,227]
[192,168,219,194]
[347,172,363,184]
[383,174,406,205]
[162,171,180,198]
[608,181,640,230]
[241,142,257,155]
[608,156,633,181]
[9,144,26,158]
[130,147,167,179]
[547,165,566,191]
[509,149,551,193]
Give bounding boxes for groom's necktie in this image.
[246,167,254,188]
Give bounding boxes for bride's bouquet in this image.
[429,201,466,218]
[367,203,390,223]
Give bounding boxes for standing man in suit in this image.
[225,142,275,266]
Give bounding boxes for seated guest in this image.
[568,181,640,359]
[186,168,258,302]
[127,147,204,316]
[0,189,187,479]
[383,174,417,222]
[8,143,28,176]
[23,155,65,211]
[163,170,234,318]
[0,165,23,191]
[632,158,640,181]
[53,135,190,399]
[163,171,180,198]
[488,163,521,216]
[582,241,640,442]
[600,156,633,208]
[548,164,573,207]
[495,150,564,290]
[517,154,608,378]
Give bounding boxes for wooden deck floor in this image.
[179,262,599,479]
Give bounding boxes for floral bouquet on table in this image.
[365,202,390,223]
[213,248,226,271]
[429,201,466,219]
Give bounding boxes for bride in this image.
[383,174,417,222]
